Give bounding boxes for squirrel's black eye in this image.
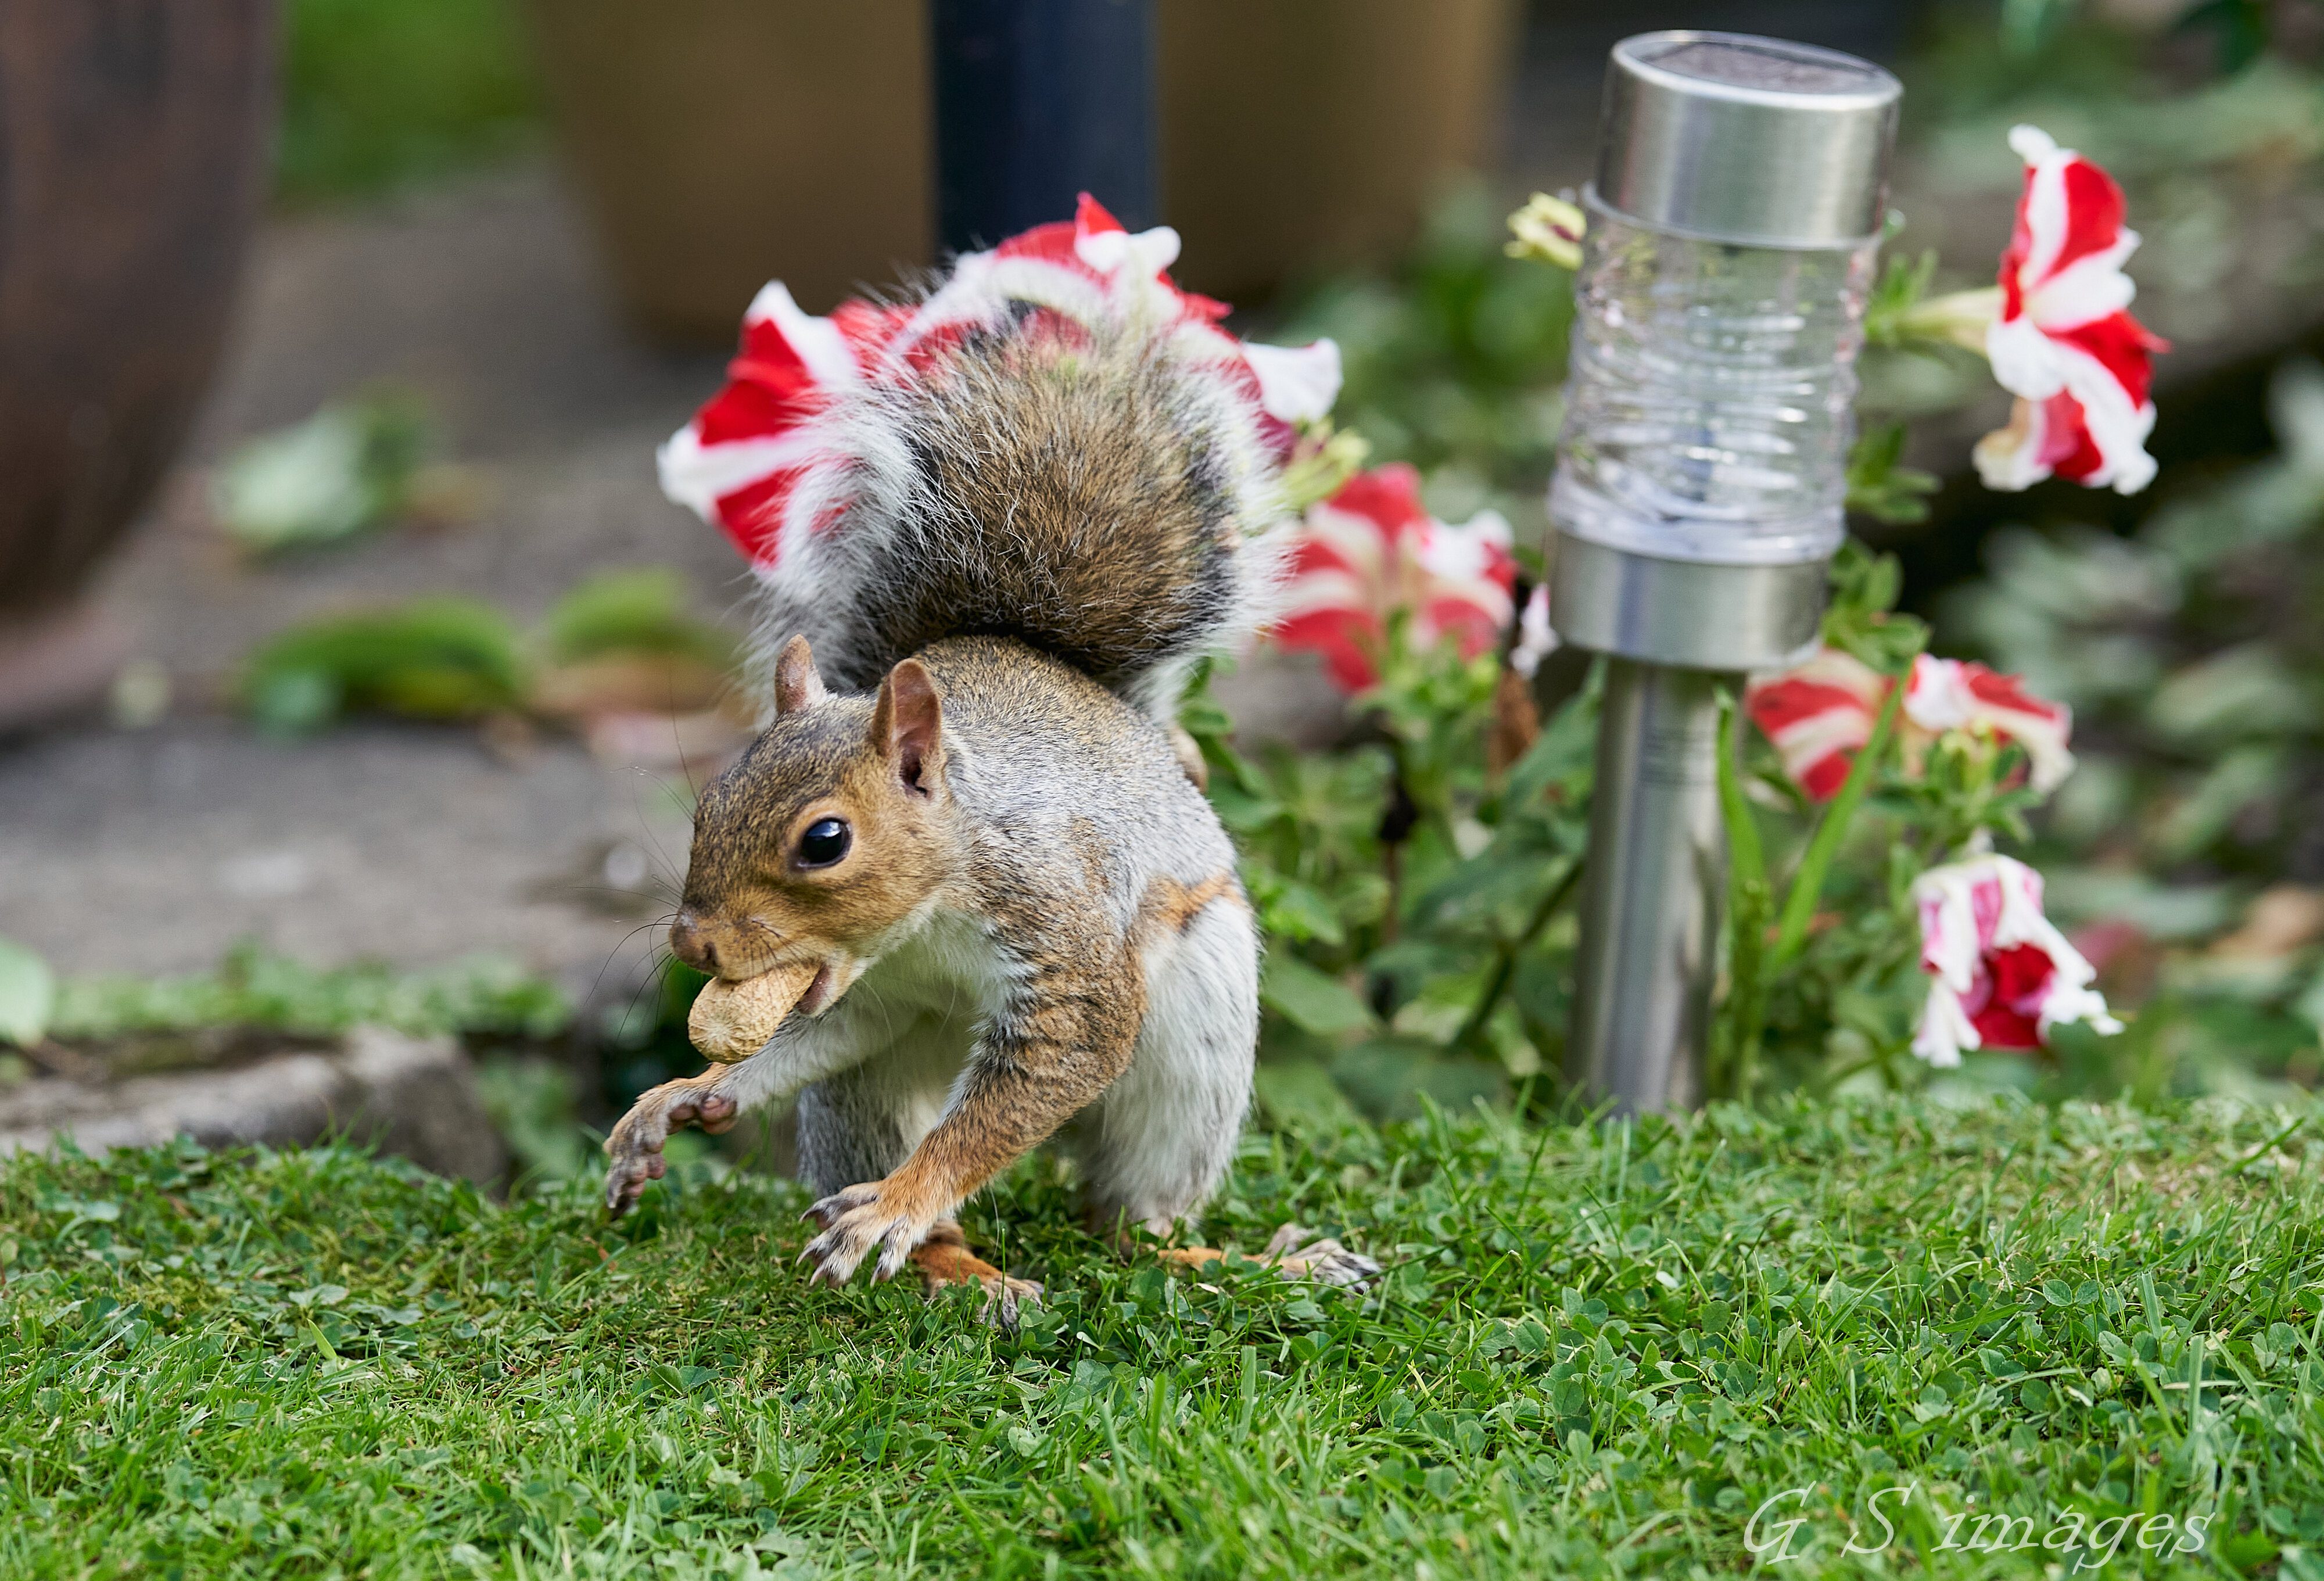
[797,817,851,868]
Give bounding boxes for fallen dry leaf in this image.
[2210,884,2324,960]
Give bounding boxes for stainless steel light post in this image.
[1552,33,1900,1114]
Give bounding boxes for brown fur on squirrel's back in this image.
[745,316,1292,722]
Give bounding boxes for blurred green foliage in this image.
[211,393,435,554]
[50,944,571,1045]
[240,597,528,735]
[542,568,738,670]
[1276,186,1576,544]
[1943,359,2324,1096]
[472,1053,596,1184]
[0,938,58,1050]
[1949,360,2324,881]
[278,0,541,203]
[236,570,740,735]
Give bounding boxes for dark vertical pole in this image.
[930,0,1157,252]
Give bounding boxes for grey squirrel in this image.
[602,198,1377,1316]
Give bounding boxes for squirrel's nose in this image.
[669,910,718,973]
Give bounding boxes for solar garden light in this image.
[1550,33,1900,1115]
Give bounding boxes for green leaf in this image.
[541,568,735,668]
[1503,661,1602,812]
[246,667,344,736]
[1861,250,1938,347]
[0,938,55,1048]
[239,597,526,733]
[212,395,432,553]
[1260,953,1378,1038]
[1251,1060,1364,1131]
[1716,695,1768,908]
[1408,851,1562,933]
[1253,876,1347,947]
[1329,1035,1506,1121]
[1844,424,1941,525]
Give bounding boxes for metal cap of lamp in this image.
[1595,33,1899,249]
[1549,34,1899,1116]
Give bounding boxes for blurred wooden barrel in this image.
[526,0,1516,338]
[525,0,935,343]
[0,0,275,630]
[1157,0,1519,305]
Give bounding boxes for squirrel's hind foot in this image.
[902,1222,1042,1329]
[1261,1222,1383,1289]
[1153,1223,1382,1292]
[924,1260,1045,1330]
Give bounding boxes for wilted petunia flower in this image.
[1745,648,2074,802]
[1911,851,2121,1066]
[1508,583,1559,680]
[1973,126,2169,496]
[1272,465,1518,692]
[658,194,1341,569]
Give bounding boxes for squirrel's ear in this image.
[773,634,828,717]
[870,659,943,795]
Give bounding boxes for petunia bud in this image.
[1505,192,1587,271]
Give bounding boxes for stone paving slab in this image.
[1,1027,508,1184]
[0,167,726,995]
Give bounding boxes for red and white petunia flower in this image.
[1745,648,2074,802]
[1972,125,2168,495]
[658,194,1341,570]
[1911,851,2120,1066]
[1272,464,1518,692]
[654,285,902,567]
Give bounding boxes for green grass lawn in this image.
[4,1096,2321,1578]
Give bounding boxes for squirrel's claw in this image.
[800,1181,878,1230]
[980,1275,1043,1330]
[800,1182,931,1287]
[602,1075,736,1218]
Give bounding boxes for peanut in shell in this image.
[687,962,819,1063]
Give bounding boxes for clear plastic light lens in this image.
[1550,195,1879,568]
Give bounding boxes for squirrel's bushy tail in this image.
[658,196,1338,723]
[772,319,1287,719]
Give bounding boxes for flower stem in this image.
[1452,858,1585,1055]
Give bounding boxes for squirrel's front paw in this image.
[799,1182,934,1286]
[602,1104,669,1217]
[602,1081,737,1217]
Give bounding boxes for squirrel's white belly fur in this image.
[1085,890,1259,1232]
